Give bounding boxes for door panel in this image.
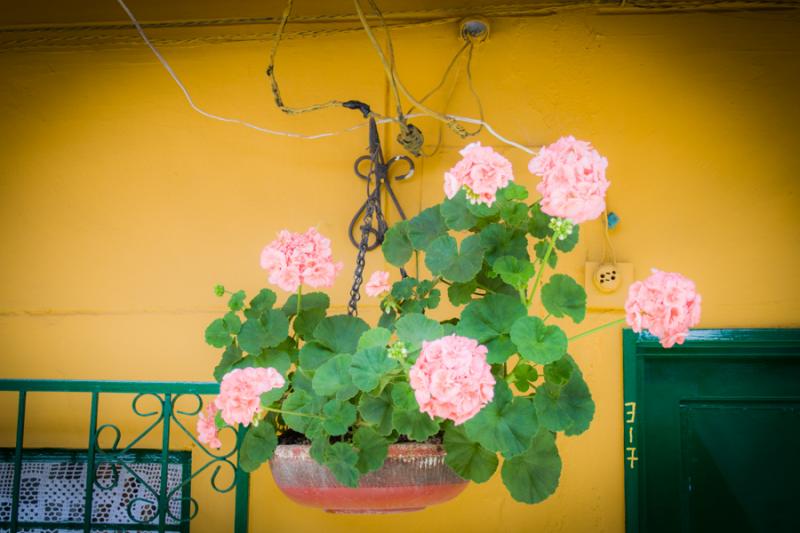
[623,329,800,533]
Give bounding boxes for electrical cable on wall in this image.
[113,0,537,155]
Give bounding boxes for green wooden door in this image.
[623,329,800,533]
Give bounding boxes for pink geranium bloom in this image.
[409,334,495,425]
[260,228,343,293]
[365,270,391,297]
[529,135,610,223]
[625,269,702,348]
[444,142,514,207]
[214,367,285,426]
[196,402,222,449]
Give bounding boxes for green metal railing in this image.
[0,380,250,532]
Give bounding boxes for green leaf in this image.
[528,203,554,239]
[466,200,500,219]
[534,240,558,269]
[512,363,539,393]
[501,430,562,504]
[463,381,538,458]
[443,424,499,483]
[358,388,394,436]
[502,182,529,201]
[457,294,527,364]
[479,223,529,265]
[245,289,276,319]
[313,315,370,354]
[500,202,529,229]
[298,341,333,371]
[541,274,587,324]
[535,358,595,435]
[395,313,444,355]
[354,427,390,474]
[238,422,278,473]
[493,256,535,290]
[425,234,485,283]
[323,442,360,488]
[555,224,579,253]
[382,221,413,267]
[350,346,398,392]
[213,344,243,381]
[357,327,392,351]
[282,390,325,436]
[322,399,357,436]
[391,383,439,442]
[205,318,232,348]
[448,280,477,306]
[283,292,330,338]
[312,354,357,400]
[440,189,477,231]
[309,436,330,463]
[228,290,246,311]
[408,206,448,251]
[510,316,567,365]
[238,309,289,354]
[222,312,242,335]
[544,358,573,386]
[391,277,417,300]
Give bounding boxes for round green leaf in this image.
[298,341,333,371]
[382,221,413,267]
[443,424,499,483]
[390,383,439,442]
[440,189,477,231]
[540,274,587,324]
[350,346,398,392]
[205,318,232,348]
[395,313,444,354]
[358,389,394,436]
[407,206,448,251]
[463,381,539,458]
[425,235,485,283]
[501,430,562,504]
[228,290,246,311]
[424,235,458,276]
[535,361,595,436]
[500,202,530,229]
[510,316,567,365]
[457,294,527,364]
[245,289,277,319]
[493,256,535,289]
[323,442,360,488]
[555,224,579,252]
[281,390,325,435]
[534,240,558,268]
[312,354,357,400]
[354,427,390,474]
[312,315,370,354]
[322,399,357,436]
[447,280,477,306]
[239,421,278,473]
[528,203,553,239]
[479,223,529,265]
[357,327,393,351]
[213,344,244,382]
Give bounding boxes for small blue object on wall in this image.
[607,211,620,230]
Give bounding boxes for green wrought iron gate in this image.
[0,380,250,532]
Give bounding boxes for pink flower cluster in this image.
[409,334,495,425]
[260,228,343,293]
[214,367,285,426]
[529,135,610,224]
[365,270,391,297]
[196,403,222,449]
[625,269,702,348]
[444,142,514,207]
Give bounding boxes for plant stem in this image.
[568,317,627,342]
[528,236,556,307]
[296,285,303,317]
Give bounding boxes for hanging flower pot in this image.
[269,443,468,514]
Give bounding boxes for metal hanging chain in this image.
[347,117,414,316]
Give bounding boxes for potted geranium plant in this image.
[198,137,701,513]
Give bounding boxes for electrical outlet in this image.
[584,261,634,310]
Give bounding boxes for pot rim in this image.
[272,442,446,460]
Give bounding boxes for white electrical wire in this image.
[114,0,537,154]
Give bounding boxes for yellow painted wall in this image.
[1,7,799,532]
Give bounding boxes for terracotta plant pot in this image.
[269,443,469,514]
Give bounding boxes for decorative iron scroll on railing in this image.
[0,380,250,532]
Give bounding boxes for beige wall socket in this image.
[584,261,634,310]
